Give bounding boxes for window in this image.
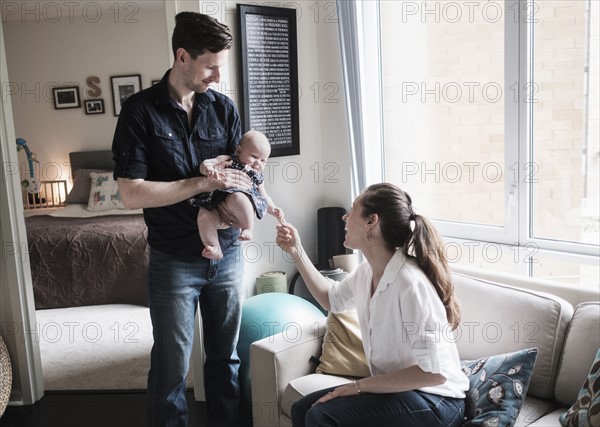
[530,1,599,247]
[380,0,506,228]
[373,0,599,286]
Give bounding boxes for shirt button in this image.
[168,133,173,137]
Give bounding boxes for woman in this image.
[276,183,468,427]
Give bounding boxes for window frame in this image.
[363,0,599,276]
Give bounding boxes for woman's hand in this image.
[277,221,333,311]
[313,382,361,406]
[276,222,301,258]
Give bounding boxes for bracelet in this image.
[353,380,363,395]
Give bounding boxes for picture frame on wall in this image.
[110,74,141,116]
[237,4,300,157]
[52,86,81,110]
[84,99,105,115]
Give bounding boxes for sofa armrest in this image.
[250,317,327,427]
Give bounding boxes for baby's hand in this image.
[272,207,285,224]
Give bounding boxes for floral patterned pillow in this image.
[87,172,125,212]
[461,348,538,427]
[559,347,600,427]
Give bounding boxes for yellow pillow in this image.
[316,310,370,378]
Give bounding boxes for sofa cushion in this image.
[514,396,557,427]
[461,348,538,427]
[453,273,573,400]
[554,302,600,407]
[526,409,566,426]
[282,374,352,418]
[559,347,600,427]
[316,310,370,378]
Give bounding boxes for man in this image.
[112,12,250,427]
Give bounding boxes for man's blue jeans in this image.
[292,386,465,427]
[146,243,244,427]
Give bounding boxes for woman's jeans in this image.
[292,386,465,427]
[146,244,244,427]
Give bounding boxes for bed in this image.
[25,151,149,310]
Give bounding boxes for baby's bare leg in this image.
[222,192,255,241]
[197,207,223,259]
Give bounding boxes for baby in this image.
[190,130,284,259]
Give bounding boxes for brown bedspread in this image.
[25,214,149,309]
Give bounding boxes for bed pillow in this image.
[559,347,600,427]
[87,171,125,211]
[316,310,370,378]
[65,168,111,204]
[461,348,538,427]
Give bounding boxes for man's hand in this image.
[210,168,252,192]
[200,155,232,177]
[206,168,226,182]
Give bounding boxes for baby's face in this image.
[238,138,270,171]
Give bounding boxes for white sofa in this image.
[249,273,600,427]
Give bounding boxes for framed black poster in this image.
[237,4,300,157]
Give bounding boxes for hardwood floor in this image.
[0,391,206,427]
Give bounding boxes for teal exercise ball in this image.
[237,293,326,426]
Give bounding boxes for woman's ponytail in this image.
[361,183,461,329]
[408,214,460,329]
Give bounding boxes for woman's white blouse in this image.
[328,250,469,399]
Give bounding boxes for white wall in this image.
[2,0,352,295]
[1,16,45,405]
[211,0,353,291]
[2,2,171,182]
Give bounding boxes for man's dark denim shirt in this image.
[112,70,241,257]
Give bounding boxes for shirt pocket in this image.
[197,126,227,160]
[154,125,186,167]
